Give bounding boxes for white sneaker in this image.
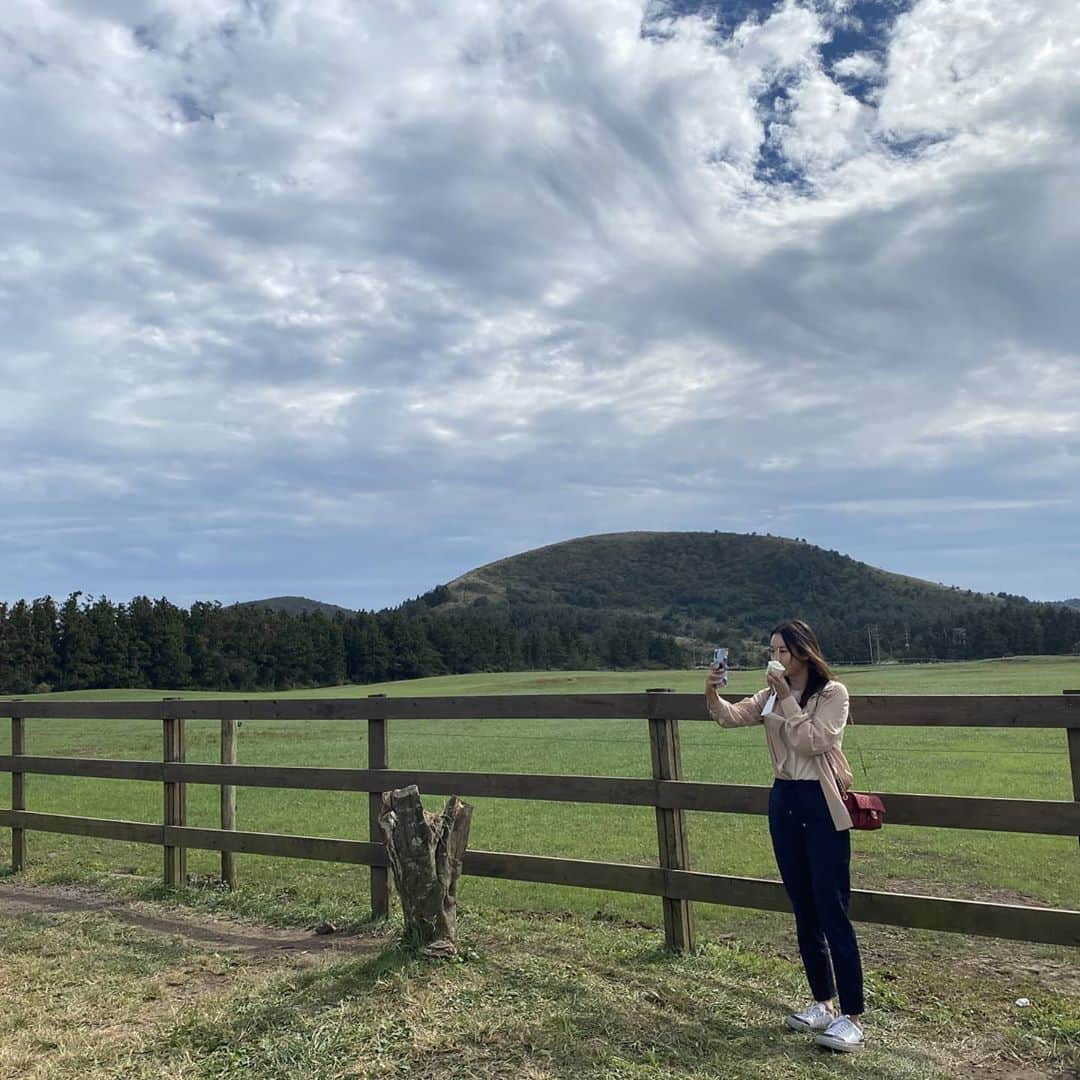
[784,1001,836,1033]
[815,1014,865,1052]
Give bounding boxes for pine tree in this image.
[0,604,13,692]
[4,601,36,694]
[29,596,60,689]
[187,601,230,689]
[313,617,347,686]
[157,598,192,687]
[127,596,155,687]
[58,592,101,690]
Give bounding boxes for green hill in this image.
[431,531,1079,664]
[1,536,1076,694]
[238,596,355,617]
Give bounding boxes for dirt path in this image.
[0,882,390,961]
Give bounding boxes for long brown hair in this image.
[770,618,834,707]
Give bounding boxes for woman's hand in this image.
[704,667,727,694]
[766,669,793,699]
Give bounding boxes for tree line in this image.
[710,600,1080,668]
[0,588,1076,695]
[0,592,687,694]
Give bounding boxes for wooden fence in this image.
[2,690,1079,952]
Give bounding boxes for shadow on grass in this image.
[153,941,423,1076]
[500,927,960,1079]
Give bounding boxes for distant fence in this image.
[2,691,1079,952]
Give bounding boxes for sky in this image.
[1,0,1078,611]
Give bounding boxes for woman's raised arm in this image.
[705,679,770,728]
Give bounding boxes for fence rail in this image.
[2,758,1079,835]
[4,693,1077,725]
[3,691,1079,951]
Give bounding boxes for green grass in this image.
[1,657,1079,930]
[0,902,1076,1079]
[1,659,1078,1078]
[12,652,1079,697]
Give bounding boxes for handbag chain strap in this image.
[847,710,871,783]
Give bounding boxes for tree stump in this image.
[378,785,473,957]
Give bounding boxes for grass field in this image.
[1,656,1078,927]
[5,896,1078,1080]
[1,658,1078,1079]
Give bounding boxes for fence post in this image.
[1066,691,1080,851]
[221,716,238,889]
[647,688,695,953]
[162,698,187,887]
[10,710,26,873]
[368,693,390,919]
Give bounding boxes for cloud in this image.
[832,52,883,84]
[0,0,1077,608]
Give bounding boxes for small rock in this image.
[1014,997,1032,1008]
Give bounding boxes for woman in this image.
[704,619,865,1053]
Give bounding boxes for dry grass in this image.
[1,884,1077,1080]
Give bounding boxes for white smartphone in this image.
[711,647,729,687]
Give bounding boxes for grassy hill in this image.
[434,531,1078,664]
[237,595,355,617]
[445,531,988,612]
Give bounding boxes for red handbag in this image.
[841,788,885,830]
[836,709,885,830]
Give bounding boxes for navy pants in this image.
[768,779,865,1016]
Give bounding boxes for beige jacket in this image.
[706,680,854,831]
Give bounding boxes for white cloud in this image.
[879,0,1080,139]
[730,0,827,75]
[771,68,874,172]
[0,0,1077,606]
[832,52,882,83]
